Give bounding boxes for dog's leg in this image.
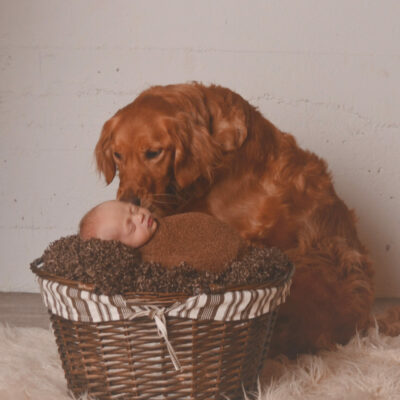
[269,242,374,358]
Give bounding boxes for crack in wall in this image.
[251,92,400,130]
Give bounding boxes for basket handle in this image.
[30,257,44,273]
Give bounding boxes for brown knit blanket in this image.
[140,212,246,273]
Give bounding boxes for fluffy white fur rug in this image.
[1,324,399,400]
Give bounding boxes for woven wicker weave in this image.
[31,260,292,400]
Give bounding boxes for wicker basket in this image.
[31,258,293,400]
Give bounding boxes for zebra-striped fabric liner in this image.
[38,276,291,371]
[37,276,292,324]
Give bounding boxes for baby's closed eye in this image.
[129,205,138,215]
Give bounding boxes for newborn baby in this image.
[79,200,246,273]
[79,200,157,248]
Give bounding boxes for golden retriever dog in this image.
[95,82,374,357]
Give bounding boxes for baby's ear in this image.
[95,116,120,184]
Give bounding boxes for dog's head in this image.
[95,84,248,214]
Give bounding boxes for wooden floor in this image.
[0,292,399,329]
[0,292,51,329]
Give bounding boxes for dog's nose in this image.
[132,197,141,206]
[119,189,141,206]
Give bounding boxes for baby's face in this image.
[94,200,157,248]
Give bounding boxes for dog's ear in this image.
[174,139,202,188]
[172,116,221,188]
[206,86,248,152]
[212,115,247,152]
[95,115,119,184]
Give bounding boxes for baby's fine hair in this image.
[79,204,102,239]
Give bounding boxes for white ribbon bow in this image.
[128,305,182,371]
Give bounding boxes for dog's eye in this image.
[145,149,162,160]
[113,152,122,161]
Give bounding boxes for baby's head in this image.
[79,200,158,248]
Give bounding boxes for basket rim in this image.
[31,256,294,301]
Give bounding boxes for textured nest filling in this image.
[35,235,293,296]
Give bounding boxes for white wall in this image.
[0,0,399,296]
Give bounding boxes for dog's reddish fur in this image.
[95,83,374,357]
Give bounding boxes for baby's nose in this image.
[136,213,145,223]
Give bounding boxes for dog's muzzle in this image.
[118,188,141,206]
